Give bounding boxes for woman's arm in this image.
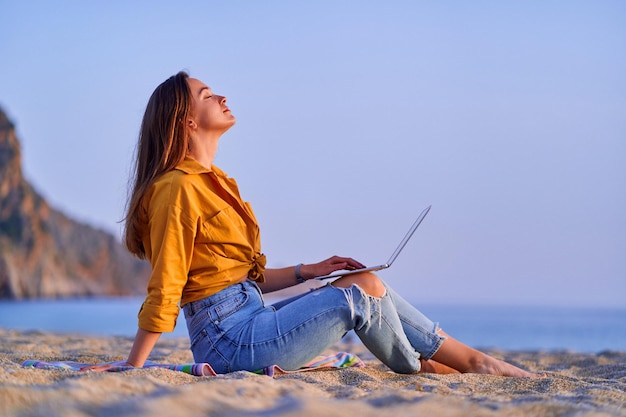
[80,328,161,371]
[258,265,305,293]
[126,328,162,367]
[257,256,366,293]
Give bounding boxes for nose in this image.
[218,95,227,104]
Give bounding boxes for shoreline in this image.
[2,299,625,353]
[1,328,625,416]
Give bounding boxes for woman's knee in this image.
[331,273,386,298]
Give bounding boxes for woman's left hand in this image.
[299,256,366,280]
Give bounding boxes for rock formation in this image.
[0,107,150,299]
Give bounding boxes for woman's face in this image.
[187,77,235,135]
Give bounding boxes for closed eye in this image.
[199,86,213,99]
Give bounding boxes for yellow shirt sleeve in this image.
[138,181,198,333]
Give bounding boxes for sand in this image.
[1,328,625,417]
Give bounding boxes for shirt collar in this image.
[175,157,227,177]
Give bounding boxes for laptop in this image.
[315,205,432,280]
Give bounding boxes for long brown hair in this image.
[124,71,193,258]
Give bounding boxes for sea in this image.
[0,298,624,353]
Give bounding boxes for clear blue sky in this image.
[1,1,624,308]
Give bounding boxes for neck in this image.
[188,133,220,168]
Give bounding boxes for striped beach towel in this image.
[22,351,364,377]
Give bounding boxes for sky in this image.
[1,1,624,308]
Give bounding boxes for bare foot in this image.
[430,330,546,378]
[468,353,546,378]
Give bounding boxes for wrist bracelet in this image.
[295,263,305,284]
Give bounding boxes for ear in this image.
[187,118,198,130]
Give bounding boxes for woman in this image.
[106,71,540,377]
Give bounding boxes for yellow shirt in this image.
[137,157,265,332]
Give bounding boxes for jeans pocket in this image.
[213,292,249,323]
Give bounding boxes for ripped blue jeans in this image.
[183,280,445,374]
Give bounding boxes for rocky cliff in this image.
[0,107,150,299]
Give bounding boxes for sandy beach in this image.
[1,328,625,417]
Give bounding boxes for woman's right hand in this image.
[300,256,366,280]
